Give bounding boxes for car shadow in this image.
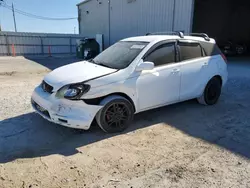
[0,112,105,163]
[1,81,250,164]
[24,56,81,70]
[1,62,250,163]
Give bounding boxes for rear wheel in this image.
[96,96,134,133]
[197,77,222,105]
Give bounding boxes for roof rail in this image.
[146,31,184,38]
[189,33,210,41]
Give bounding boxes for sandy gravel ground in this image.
[0,57,250,188]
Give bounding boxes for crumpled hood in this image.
[44,61,117,91]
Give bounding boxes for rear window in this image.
[178,42,203,61]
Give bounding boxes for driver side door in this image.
[136,41,181,111]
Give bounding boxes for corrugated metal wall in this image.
[174,0,194,33]
[0,32,86,56]
[110,0,176,44]
[78,0,109,48]
[78,0,194,47]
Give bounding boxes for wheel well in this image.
[213,75,223,86]
[83,92,136,112]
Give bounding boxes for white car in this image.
[31,32,228,133]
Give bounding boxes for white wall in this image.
[174,0,194,33]
[78,0,194,47]
[109,0,176,44]
[78,0,109,48]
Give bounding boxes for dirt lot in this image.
[0,56,250,188]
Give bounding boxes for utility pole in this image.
[12,3,17,32]
[108,0,111,45]
[0,0,3,31]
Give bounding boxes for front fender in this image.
[82,80,138,111]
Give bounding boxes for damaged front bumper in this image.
[31,86,102,130]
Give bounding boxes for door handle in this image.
[171,68,180,74]
[203,62,208,66]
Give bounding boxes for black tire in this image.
[197,77,222,105]
[95,97,134,133]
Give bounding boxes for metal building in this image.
[78,0,250,54]
[77,0,194,48]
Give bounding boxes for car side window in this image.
[144,43,175,67]
[178,42,203,61]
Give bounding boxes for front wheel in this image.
[197,77,222,105]
[95,96,134,133]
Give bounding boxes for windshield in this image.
[92,41,149,69]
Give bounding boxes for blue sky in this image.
[0,0,81,33]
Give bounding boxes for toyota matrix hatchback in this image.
[31,32,228,133]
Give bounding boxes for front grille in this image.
[42,81,53,94]
[31,99,51,119]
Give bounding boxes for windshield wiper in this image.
[89,59,114,69]
[93,61,113,68]
[88,59,96,64]
[97,63,113,68]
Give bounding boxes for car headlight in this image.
[56,84,90,100]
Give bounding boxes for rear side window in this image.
[178,42,203,61]
[200,41,222,56]
[144,43,175,67]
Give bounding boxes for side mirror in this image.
[136,60,154,71]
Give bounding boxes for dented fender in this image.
[82,79,139,112]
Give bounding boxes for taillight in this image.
[221,53,227,63]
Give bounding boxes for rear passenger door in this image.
[177,40,210,101]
